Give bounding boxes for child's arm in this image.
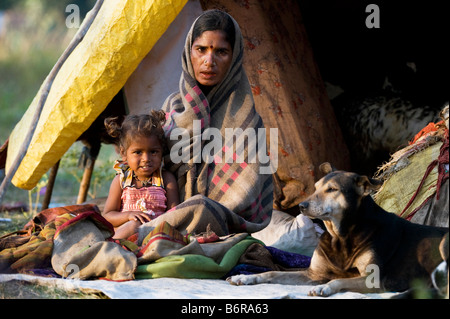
[163,170,180,210]
[102,175,128,227]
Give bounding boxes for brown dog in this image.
[228,163,448,297]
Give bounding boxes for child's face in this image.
[121,135,163,180]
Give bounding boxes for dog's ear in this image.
[356,175,383,196]
[319,162,334,175]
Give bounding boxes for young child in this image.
[103,111,179,239]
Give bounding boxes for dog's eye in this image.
[326,187,337,193]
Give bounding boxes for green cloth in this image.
[135,237,261,279]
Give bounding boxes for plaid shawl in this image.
[158,12,273,235]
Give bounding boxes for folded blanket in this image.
[135,235,261,279]
[224,244,312,278]
[0,204,137,281]
[1,204,264,281]
[0,204,98,273]
[0,220,55,273]
[51,210,137,281]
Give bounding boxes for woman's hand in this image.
[127,211,153,224]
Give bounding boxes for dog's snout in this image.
[299,201,309,211]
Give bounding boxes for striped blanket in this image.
[157,11,273,237]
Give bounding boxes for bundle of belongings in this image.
[374,105,449,228]
[0,204,316,281]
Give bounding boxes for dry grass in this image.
[0,210,29,237]
[0,280,108,299]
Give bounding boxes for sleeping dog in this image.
[228,163,448,297]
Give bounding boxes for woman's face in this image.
[190,30,232,87]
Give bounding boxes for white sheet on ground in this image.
[0,274,399,299]
[251,210,322,257]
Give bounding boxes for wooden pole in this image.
[76,157,96,204]
[41,160,60,210]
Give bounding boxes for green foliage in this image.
[0,4,67,143]
[0,0,24,11]
[0,0,96,143]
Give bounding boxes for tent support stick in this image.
[0,0,104,205]
[77,157,96,204]
[41,160,60,210]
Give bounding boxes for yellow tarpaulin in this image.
[6,0,187,190]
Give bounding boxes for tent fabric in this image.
[374,142,441,218]
[124,0,204,114]
[6,0,188,190]
[374,123,449,228]
[409,180,448,227]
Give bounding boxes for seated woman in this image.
[140,9,273,238]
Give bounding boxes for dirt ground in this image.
[0,280,108,299]
[0,210,108,299]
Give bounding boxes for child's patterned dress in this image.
[114,161,167,219]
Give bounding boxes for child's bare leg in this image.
[113,220,141,239]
